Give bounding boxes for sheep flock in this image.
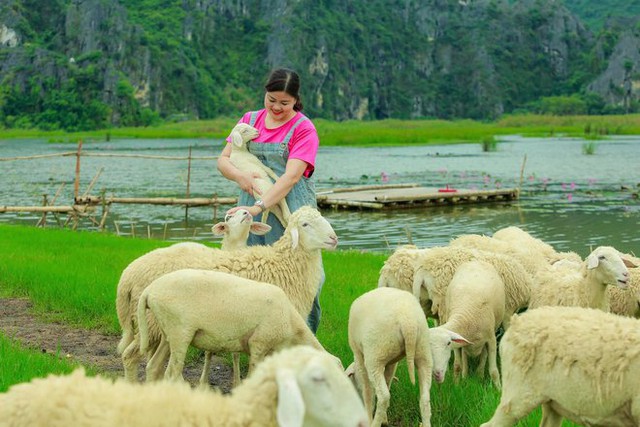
[3,205,640,427]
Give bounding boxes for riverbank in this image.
[2,113,640,146]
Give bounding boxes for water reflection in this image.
[0,136,638,255]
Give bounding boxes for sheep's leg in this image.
[487,338,501,390]
[415,356,433,427]
[631,397,640,426]
[460,348,469,379]
[121,340,143,382]
[539,403,563,427]
[354,355,374,424]
[480,385,544,427]
[367,358,390,427]
[145,337,169,381]
[383,362,398,388]
[164,334,192,382]
[477,345,488,379]
[199,351,212,387]
[453,347,462,383]
[232,352,241,387]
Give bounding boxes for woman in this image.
[217,68,323,333]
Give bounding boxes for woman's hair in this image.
[264,68,303,111]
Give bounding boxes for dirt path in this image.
[0,297,234,392]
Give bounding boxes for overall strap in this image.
[283,116,308,144]
[249,111,259,126]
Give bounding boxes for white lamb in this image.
[0,346,369,427]
[492,225,582,265]
[481,306,640,427]
[116,206,338,382]
[377,244,434,316]
[137,269,330,383]
[211,208,272,251]
[412,246,532,329]
[228,123,291,226]
[608,266,640,317]
[431,260,505,389]
[347,287,469,427]
[528,246,636,311]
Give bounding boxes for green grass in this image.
[0,224,579,425]
[2,113,640,146]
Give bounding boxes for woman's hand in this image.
[227,204,262,218]
[235,171,263,197]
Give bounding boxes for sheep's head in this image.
[270,346,368,427]
[285,206,338,251]
[428,327,471,384]
[229,123,259,149]
[212,209,271,251]
[585,246,635,289]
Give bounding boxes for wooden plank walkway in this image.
[316,183,519,210]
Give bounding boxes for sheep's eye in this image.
[598,255,606,260]
[312,374,326,383]
[302,222,310,227]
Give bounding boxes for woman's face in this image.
[264,91,297,124]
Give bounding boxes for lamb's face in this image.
[288,207,338,251]
[428,327,471,384]
[586,246,632,289]
[280,350,368,427]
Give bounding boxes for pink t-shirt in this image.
[233,109,319,177]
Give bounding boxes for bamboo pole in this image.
[73,195,237,206]
[80,167,104,199]
[0,152,218,161]
[0,206,75,213]
[74,140,83,200]
[185,146,192,223]
[316,183,420,195]
[518,154,527,195]
[37,195,48,227]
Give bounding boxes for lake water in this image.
[1,135,639,256]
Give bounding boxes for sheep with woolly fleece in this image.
[431,260,505,389]
[377,244,434,316]
[137,269,330,383]
[211,208,272,251]
[480,306,640,427]
[347,287,469,427]
[492,225,582,265]
[450,233,562,276]
[228,122,291,226]
[116,206,338,382]
[608,266,640,317]
[412,246,532,329]
[528,246,636,311]
[0,346,369,427]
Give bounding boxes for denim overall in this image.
[237,111,324,333]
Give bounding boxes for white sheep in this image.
[492,225,582,265]
[211,208,272,251]
[0,346,369,427]
[608,266,640,317]
[431,260,505,389]
[377,244,434,316]
[116,206,338,382]
[480,306,640,427]
[137,269,329,383]
[528,246,636,311]
[347,287,469,427]
[412,246,532,330]
[228,123,291,226]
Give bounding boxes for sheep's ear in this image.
[276,368,305,427]
[290,227,299,249]
[230,131,243,147]
[250,222,272,236]
[211,223,228,236]
[622,257,638,268]
[449,330,472,348]
[586,253,599,269]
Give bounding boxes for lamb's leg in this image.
[121,340,144,382]
[145,336,169,381]
[232,353,241,387]
[479,385,544,426]
[383,362,398,387]
[477,345,488,379]
[354,354,374,424]
[539,403,563,427]
[487,338,501,390]
[415,355,433,427]
[367,358,390,427]
[453,347,462,383]
[460,348,469,379]
[199,351,213,387]
[164,334,192,382]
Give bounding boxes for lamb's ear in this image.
[211,223,228,236]
[230,130,243,147]
[290,227,299,250]
[250,222,272,236]
[622,257,638,268]
[449,331,472,348]
[276,368,305,427]
[586,253,600,269]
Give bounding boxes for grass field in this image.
[0,224,577,426]
[3,113,640,147]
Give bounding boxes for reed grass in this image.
[0,223,580,426]
[2,113,639,146]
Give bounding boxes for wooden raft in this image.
[316,183,519,210]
